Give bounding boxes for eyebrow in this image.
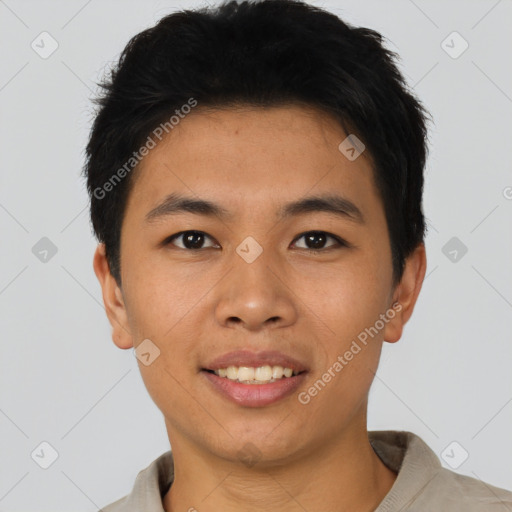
[144,192,365,224]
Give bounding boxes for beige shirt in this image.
[102,430,512,511]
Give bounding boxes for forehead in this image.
[125,105,379,219]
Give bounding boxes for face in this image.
[95,105,425,467]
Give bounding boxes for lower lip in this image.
[202,370,307,407]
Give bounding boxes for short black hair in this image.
[83,0,431,287]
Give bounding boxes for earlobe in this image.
[382,243,427,344]
[93,243,134,350]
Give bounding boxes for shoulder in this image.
[369,430,512,511]
[100,450,174,512]
[414,467,512,511]
[100,494,127,512]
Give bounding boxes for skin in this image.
[94,104,426,511]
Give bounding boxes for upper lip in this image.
[203,350,308,373]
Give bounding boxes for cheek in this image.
[298,276,387,421]
[122,254,212,337]
[304,270,391,408]
[315,257,391,343]
[121,256,228,386]
[124,264,207,410]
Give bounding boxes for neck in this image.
[163,423,397,512]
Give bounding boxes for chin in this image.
[212,427,306,468]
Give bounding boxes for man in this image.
[84,0,512,510]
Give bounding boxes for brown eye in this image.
[292,231,346,251]
[166,231,219,250]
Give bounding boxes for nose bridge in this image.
[214,239,297,330]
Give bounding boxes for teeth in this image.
[255,365,272,381]
[238,366,255,381]
[213,365,298,383]
[226,366,238,380]
[272,366,284,379]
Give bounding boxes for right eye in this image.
[164,230,220,250]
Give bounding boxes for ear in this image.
[93,243,134,350]
[382,242,427,343]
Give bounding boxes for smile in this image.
[208,365,299,384]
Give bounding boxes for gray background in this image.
[1,0,511,510]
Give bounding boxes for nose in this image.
[214,253,298,332]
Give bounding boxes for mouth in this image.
[201,350,308,407]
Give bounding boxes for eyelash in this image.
[163,230,348,252]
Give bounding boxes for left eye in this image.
[292,231,345,251]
